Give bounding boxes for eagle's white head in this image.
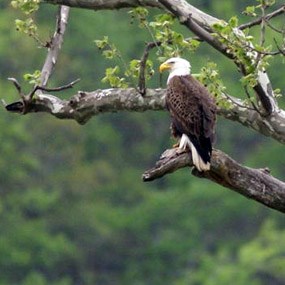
[159,57,191,83]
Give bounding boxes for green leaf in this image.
[243,6,257,17]
[11,0,40,15]
[102,66,128,88]
[23,70,41,85]
[94,36,109,49]
[228,16,238,28]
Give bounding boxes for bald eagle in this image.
[159,57,217,171]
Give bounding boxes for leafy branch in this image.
[211,15,277,108]
[94,8,200,92]
[11,0,47,46]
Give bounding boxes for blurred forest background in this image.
[1,0,285,284]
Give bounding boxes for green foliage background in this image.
[0,0,285,284]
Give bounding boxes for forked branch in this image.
[6,78,80,114]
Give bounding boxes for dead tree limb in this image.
[5,6,71,114]
[143,147,285,214]
[40,5,70,87]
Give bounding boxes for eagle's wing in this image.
[166,75,216,163]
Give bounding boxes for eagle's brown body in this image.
[166,75,217,168]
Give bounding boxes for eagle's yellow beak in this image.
[159,62,171,73]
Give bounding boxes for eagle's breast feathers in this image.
[166,75,216,141]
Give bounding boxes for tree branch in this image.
[43,0,164,10]
[6,6,71,114]
[142,147,285,214]
[5,87,285,143]
[5,88,165,123]
[40,5,70,87]
[138,41,161,95]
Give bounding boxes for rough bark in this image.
[143,147,285,213]
[5,88,165,123]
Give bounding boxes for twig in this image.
[221,31,282,56]
[238,5,285,30]
[222,92,256,111]
[31,78,81,98]
[253,1,266,69]
[1,99,7,107]
[28,78,81,102]
[7,78,22,95]
[141,18,163,54]
[265,18,284,34]
[138,41,161,95]
[244,85,263,115]
[274,38,285,56]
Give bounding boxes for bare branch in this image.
[27,77,80,104]
[255,2,266,68]
[274,38,285,56]
[266,20,284,34]
[143,147,285,213]
[243,85,262,115]
[138,41,161,95]
[6,77,80,114]
[6,6,71,114]
[137,35,203,93]
[222,92,256,111]
[33,78,80,94]
[39,5,70,87]
[8,77,23,96]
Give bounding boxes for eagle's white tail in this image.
[179,134,210,172]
